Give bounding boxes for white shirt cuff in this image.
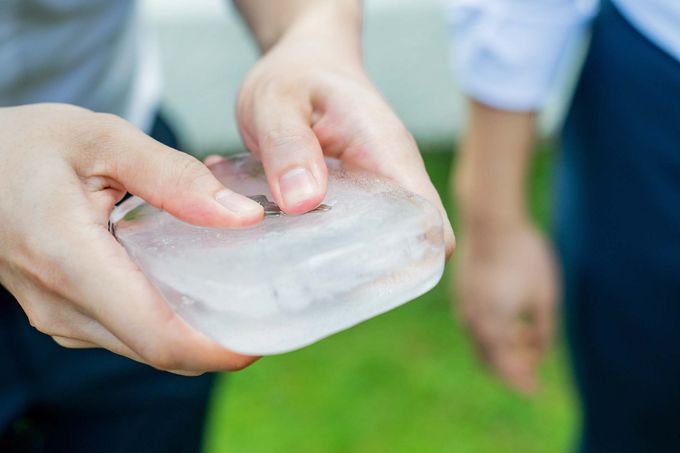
[444,0,597,111]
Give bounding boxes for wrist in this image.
[460,207,530,237]
[456,182,530,235]
[455,180,529,232]
[273,1,363,66]
[459,213,535,261]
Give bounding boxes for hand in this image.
[454,223,558,393]
[0,104,266,374]
[236,32,455,258]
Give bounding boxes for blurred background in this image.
[140,0,582,451]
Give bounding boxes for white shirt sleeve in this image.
[443,0,598,111]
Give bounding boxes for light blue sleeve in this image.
[443,0,598,111]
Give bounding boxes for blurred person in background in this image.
[445,0,680,451]
[0,1,454,451]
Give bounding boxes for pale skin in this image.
[452,99,558,393]
[0,0,454,375]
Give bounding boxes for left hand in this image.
[454,223,558,393]
[235,36,455,258]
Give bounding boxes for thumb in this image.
[100,119,263,227]
[239,95,328,215]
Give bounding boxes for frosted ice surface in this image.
[110,155,445,355]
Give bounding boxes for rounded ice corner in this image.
[110,154,446,355]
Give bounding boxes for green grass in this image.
[203,148,577,453]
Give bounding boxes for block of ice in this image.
[110,155,445,355]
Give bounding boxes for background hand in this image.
[454,224,558,393]
[0,104,264,374]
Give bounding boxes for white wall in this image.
[141,0,578,154]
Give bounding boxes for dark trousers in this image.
[557,2,680,452]
[0,115,215,453]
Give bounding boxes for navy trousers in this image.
[557,2,680,452]
[0,116,215,453]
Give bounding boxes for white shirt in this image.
[0,0,160,132]
[444,0,680,111]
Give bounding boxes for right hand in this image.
[454,222,558,393]
[233,29,455,258]
[0,103,265,374]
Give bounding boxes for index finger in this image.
[64,228,258,372]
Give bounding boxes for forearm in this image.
[232,0,362,58]
[455,99,537,231]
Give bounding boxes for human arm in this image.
[443,0,596,391]
[232,0,455,257]
[0,104,264,374]
[232,0,361,54]
[453,100,557,393]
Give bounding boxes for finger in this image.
[63,229,260,373]
[312,100,454,258]
[490,345,539,394]
[52,334,201,377]
[53,331,143,362]
[54,329,206,376]
[63,314,148,362]
[378,151,455,259]
[203,154,226,167]
[463,302,506,367]
[467,304,539,394]
[52,336,97,349]
[494,320,542,393]
[240,95,328,214]
[534,271,558,354]
[468,327,535,393]
[88,115,263,227]
[476,316,538,393]
[537,303,556,354]
[54,323,206,376]
[19,289,149,362]
[167,369,205,377]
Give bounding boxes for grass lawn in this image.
[203,148,577,453]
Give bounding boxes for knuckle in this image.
[252,75,286,101]
[25,306,60,336]
[19,244,72,295]
[372,120,418,154]
[239,74,284,114]
[92,112,129,130]
[168,154,214,193]
[76,113,129,152]
[261,129,313,154]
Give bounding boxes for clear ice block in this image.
[110,155,445,355]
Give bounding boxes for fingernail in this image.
[215,190,262,215]
[279,167,318,208]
